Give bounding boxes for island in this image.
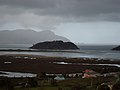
[30,40,79,50]
[112,45,120,51]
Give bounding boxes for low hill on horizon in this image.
[0,29,70,44]
[112,45,120,51]
[30,40,79,50]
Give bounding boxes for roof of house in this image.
[54,76,65,80]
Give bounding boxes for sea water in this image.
[0,44,120,60]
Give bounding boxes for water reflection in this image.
[0,71,37,78]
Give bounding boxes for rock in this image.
[30,41,79,50]
[112,46,120,51]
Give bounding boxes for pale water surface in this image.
[0,44,120,60]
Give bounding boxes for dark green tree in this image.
[28,78,38,87]
[0,77,14,90]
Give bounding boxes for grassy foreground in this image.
[0,54,120,90]
[0,76,119,90]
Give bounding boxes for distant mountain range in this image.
[0,29,70,44]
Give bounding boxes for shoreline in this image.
[0,49,120,61]
[0,54,120,74]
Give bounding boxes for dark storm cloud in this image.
[0,0,120,16]
[0,0,56,9]
[0,0,120,29]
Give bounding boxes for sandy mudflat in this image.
[0,54,119,74]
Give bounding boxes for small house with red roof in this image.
[82,69,100,78]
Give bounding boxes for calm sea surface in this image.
[0,44,120,60]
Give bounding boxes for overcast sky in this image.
[0,0,120,44]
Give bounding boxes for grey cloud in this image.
[0,0,120,30]
[0,0,56,9]
[0,0,120,16]
[30,0,120,18]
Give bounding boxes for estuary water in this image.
[0,44,120,60]
[0,71,37,78]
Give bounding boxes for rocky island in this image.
[30,40,79,50]
[112,45,120,51]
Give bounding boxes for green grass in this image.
[0,76,117,90]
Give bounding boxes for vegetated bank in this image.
[30,40,79,50]
[112,45,120,51]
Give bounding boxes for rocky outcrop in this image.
[112,46,120,51]
[30,41,79,50]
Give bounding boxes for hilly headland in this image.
[30,40,79,50]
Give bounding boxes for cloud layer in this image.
[0,0,120,30]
